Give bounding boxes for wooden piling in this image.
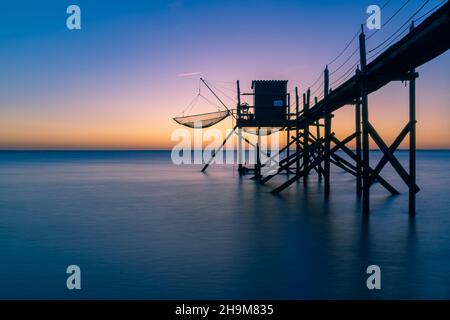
[359,26,370,213]
[256,127,261,178]
[287,93,291,174]
[237,80,243,175]
[315,97,322,182]
[409,71,417,214]
[295,87,300,174]
[304,89,310,185]
[355,94,362,196]
[324,66,331,196]
[409,22,417,215]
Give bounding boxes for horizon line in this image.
[1,148,450,152]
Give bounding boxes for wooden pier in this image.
[202,2,450,214]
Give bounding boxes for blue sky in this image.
[0,0,448,148]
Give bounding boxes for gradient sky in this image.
[0,0,449,149]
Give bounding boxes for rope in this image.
[311,84,322,97]
[367,0,438,62]
[330,61,359,88]
[367,0,410,41]
[209,82,237,95]
[330,47,359,76]
[333,63,359,88]
[327,28,360,66]
[327,0,391,67]
[307,72,323,90]
[204,80,237,103]
[181,94,200,116]
[199,94,224,112]
[305,0,397,96]
[368,0,430,54]
[415,0,446,22]
[206,79,236,85]
[381,0,393,9]
[368,26,409,61]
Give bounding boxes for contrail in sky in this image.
[177,71,202,77]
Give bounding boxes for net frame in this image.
[173,110,230,128]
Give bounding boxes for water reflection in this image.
[0,151,448,299]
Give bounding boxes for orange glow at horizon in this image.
[1,1,449,151]
[1,108,449,150]
[1,79,448,150]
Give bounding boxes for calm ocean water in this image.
[0,150,449,299]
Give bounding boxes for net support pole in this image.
[202,125,237,173]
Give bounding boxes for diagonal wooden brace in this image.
[330,134,400,195]
[368,122,420,193]
[368,121,413,187]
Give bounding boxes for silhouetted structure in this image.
[202,2,450,215]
